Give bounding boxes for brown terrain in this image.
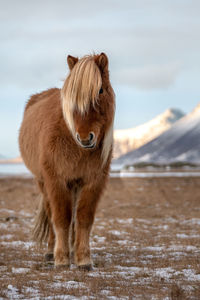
[0,176,200,299]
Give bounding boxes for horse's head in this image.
[61,53,115,165]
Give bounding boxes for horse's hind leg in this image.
[37,180,55,261]
[45,224,55,261]
[44,201,55,261]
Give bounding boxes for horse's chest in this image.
[56,149,102,181]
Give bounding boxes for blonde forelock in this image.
[61,56,102,133]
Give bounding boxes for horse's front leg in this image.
[44,176,72,267]
[75,184,103,270]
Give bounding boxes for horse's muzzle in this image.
[76,132,96,149]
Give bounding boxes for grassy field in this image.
[0,176,200,299]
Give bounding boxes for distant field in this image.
[0,176,200,299]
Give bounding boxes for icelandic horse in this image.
[19,53,115,270]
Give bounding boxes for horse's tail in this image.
[32,197,49,244]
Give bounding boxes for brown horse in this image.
[19,53,115,270]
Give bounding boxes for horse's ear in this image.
[67,55,78,70]
[95,53,108,72]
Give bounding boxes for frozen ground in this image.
[0,176,200,299]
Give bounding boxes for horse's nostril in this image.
[89,132,95,142]
[76,133,81,142]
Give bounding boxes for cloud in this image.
[114,62,182,90]
[0,0,200,91]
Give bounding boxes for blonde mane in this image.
[102,120,114,167]
[61,56,102,133]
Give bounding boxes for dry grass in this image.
[0,176,200,299]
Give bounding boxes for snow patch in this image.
[116,218,133,225]
[182,269,200,281]
[12,267,30,274]
[176,233,200,238]
[0,240,35,249]
[143,246,164,251]
[7,285,20,299]
[116,240,131,246]
[168,245,197,251]
[182,218,200,226]
[154,267,174,279]
[0,234,13,240]
[92,235,106,243]
[108,230,125,236]
[53,281,86,289]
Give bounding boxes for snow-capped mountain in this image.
[114,108,184,158]
[115,103,200,165]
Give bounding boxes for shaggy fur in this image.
[19,53,115,269]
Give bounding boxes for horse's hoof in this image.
[54,257,70,268]
[44,253,54,261]
[78,264,93,271]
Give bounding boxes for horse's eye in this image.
[99,88,103,94]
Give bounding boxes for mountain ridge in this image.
[114,108,185,158]
[115,103,200,165]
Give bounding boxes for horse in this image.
[19,53,115,270]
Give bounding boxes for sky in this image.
[1,0,200,158]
